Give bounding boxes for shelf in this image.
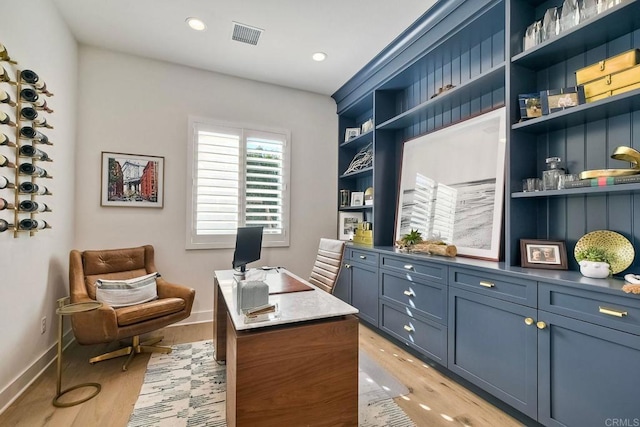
[511,0,640,69]
[340,130,373,150]
[512,88,640,133]
[339,167,373,180]
[511,182,640,198]
[339,205,373,211]
[376,64,506,131]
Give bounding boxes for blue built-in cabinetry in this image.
[332,0,640,424]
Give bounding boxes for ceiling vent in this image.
[232,22,263,46]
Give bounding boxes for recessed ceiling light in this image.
[186,17,206,31]
[312,52,327,62]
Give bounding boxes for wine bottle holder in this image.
[0,42,53,237]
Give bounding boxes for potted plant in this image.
[397,229,423,249]
[575,247,615,278]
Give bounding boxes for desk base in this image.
[52,382,101,407]
[226,314,359,427]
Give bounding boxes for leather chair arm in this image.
[157,277,195,312]
[71,305,119,344]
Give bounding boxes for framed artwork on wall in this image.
[395,108,506,260]
[101,152,164,208]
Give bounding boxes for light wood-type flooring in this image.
[0,321,522,427]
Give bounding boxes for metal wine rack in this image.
[1,42,53,237]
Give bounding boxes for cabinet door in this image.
[538,311,640,427]
[448,287,538,419]
[332,262,352,304]
[351,262,379,326]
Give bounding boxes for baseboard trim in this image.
[0,329,75,415]
[0,310,213,415]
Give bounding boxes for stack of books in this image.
[564,174,640,189]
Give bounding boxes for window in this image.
[186,117,290,249]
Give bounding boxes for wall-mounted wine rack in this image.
[1,42,53,237]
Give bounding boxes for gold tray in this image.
[574,230,635,274]
[579,168,640,179]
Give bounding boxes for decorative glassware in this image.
[560,0,580,32]
[523,20,542,51]
[541,7,560,42]
[543,157,565,190]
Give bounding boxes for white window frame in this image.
[186,116,291,249]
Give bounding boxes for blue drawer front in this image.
[450,267,536,307]
[380,254,447,284]
[380,270,447,325]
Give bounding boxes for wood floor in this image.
[0,321,522,427]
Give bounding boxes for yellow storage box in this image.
[576,49,640,85]
[582,64,640,101]
[587,81,640,103]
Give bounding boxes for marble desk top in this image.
[214,268,358,331]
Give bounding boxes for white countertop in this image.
[215,268,358,331]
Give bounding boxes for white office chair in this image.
[308,238,346,294]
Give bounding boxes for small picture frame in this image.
[540,86,585,115]
[361,119,374,134]
[518,93,542,120]
[351,191,364,207]
[344,127,361,142]
[520,239,568,270]
[338,211,363,241]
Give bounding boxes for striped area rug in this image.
[128,340,415,427]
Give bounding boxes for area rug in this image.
[128,340,415,427]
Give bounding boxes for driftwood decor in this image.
[396,240,457,257]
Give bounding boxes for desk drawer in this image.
[381,302,447,366]
[449,268,536,307]
[348,248,378,267]
[380,270,447,324]
[539,283,640,336]
[380,254,447,284]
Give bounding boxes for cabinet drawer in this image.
[539,283,640,336]
[381,302,447,366]
[449,268,536,307]
[380,270,447,324]
[347,248,378,267]
[380,254,447,284]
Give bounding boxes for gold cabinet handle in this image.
[403,324,414,332]
[403,289,415,297]
[524,317,534,326]
[404,264,413,270]
[359,255,366,259]
[479,281,495,288]
[599,306,628,318]
[536,321,547,330]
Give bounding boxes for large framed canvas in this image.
[395,108,506,260]
[101,152,164,208]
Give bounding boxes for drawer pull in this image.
[524,317,534,326]
[536,321,547,330]
[344,264,351,269]
[403,290,415,297]
[479,281,495,288]
[403,324,414,332]
[599,306,628,318]
[359,255,367,260]
[404,264,414,270]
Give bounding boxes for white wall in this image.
[0,0,78,411]
[75,46,338,323]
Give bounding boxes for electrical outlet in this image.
[40,316,46,334]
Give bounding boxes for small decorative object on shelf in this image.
[559,0,580,32]
[578,145,640,179]
[541,7,560,42]
[576,247,614,278]
[338,211,363,241]
[343,142,373,175]
[520,239,568,270]
[361,118,373,133]
[353,222,373,246]
[540,86,585,115]
[0,41,54,237]
[576,49,640,103]
[542,157,565,190]
[518,93,542,120]
[430,84,456,99]
[574,230,634,276]
[364,187,373,206]
[339,189,351,208]
[622,274,640,294]
[344,127,360,142]
[396,230,457,257]
[350,191,364,207]
[523,20,541,51]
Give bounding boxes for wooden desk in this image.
[213,269,359,427]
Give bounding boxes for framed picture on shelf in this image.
[351,191,364,207]
[361,119,374,133]
[520,239,568,269]
[344,127,361,142]
[338,211,363,241]
[395,108,506,260]
[540,86,585,115]
[101,152,164,208]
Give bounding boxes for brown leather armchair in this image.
[69,245,195,370]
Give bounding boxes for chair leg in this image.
[88,335,172,371]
